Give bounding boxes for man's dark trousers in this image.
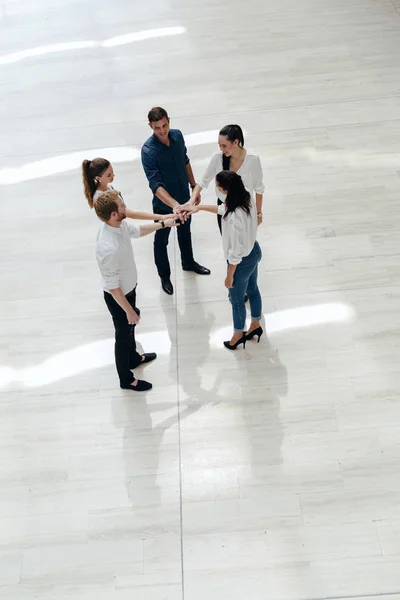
[153,210,194,279]
[103,287,142,387]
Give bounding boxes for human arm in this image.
[193,204,219,214]
[253,156,265,225]
[125,208,170,221]
[141,145,180,212]
[138,217,178,237]
[109,288,140,324]
[186,162,196,188]
[99,249,139,324]
[185,153,221,207]
[225,263,237,289]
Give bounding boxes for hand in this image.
[164,216,180,228]
[192,192,201,205]
[224,276,234,289]
[174,204,190,222]
[126,307,140,325]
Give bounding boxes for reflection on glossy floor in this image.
[1,0,400,598]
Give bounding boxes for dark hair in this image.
[93,189,119,222]
[148,106,169,123]
[82,158,110,208]
[216,171,251,219]
[219,124,245,170]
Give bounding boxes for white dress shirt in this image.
[96,220,141,294]
[218,202,257,265]
[197,151,265,201]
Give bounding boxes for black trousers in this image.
[104,287,142,387]
[217,198,223,234]
[153,207,194,279]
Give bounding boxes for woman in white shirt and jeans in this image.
[191,171,263,350]
[188,124,264,231]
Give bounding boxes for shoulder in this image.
[210,151,223,163]
[142,135,156,153]
[170,129,184,141]
[245,151,261,162]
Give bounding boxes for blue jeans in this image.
[229,242,262,332]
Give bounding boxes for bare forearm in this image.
[139,222,163,237]
[227,263,237,278]
[256,193,263,214]
[198,205,219,214]
[190,183,202,203]
[155,186,179,210]
[126,208,167,221]
[186,163,196,187]
[109,288,132,313]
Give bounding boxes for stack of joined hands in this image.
[172,189,201,222]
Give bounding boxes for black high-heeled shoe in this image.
[223,334,247,350]
[245,326,263,343]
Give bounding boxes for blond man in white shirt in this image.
[94,190,177,391]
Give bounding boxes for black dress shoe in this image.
[131,352,157,369]
[121,379,153,391]
[183,262,211,275]
[161,278,173,295]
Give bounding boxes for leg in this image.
[217,198,223,235]
[246,242,263,335]
[228,268,248,333]
[177,215,194,270]
[153,225,172,279]
[127,289,142,369]
[104,292,135,387]
[246,263,262,326]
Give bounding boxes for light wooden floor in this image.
[1,0,400,598]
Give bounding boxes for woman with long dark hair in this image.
[82,157,167,220]
[190,170,263,350]
[187,124,264,231]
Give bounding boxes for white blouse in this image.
[93,184,123,202]
[218,202,257,265]
[197,151,265,201]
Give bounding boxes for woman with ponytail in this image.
[186,124,265,232]
[190,171,263,350]
[82,158,167,220]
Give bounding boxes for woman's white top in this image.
[93,184,122,202]
[197,151,265,201]
[218,202,257,265]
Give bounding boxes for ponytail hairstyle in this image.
[82,157,110,208]
[219,124,245,171]
[216,170,251,219]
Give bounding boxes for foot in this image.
[183,262,210,275]
[121,379,152,392]
[230,332,245,345]
[130,352,157,370]
[246,322,261,335]
[223,332,247,350]
[161,277,173,295]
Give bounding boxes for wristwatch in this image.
[190,184,196,190]
[257,212,263,218]
[161,220,165,228]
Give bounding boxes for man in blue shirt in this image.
[141,106,210,295]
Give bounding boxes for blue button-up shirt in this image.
[141,129,191,213]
